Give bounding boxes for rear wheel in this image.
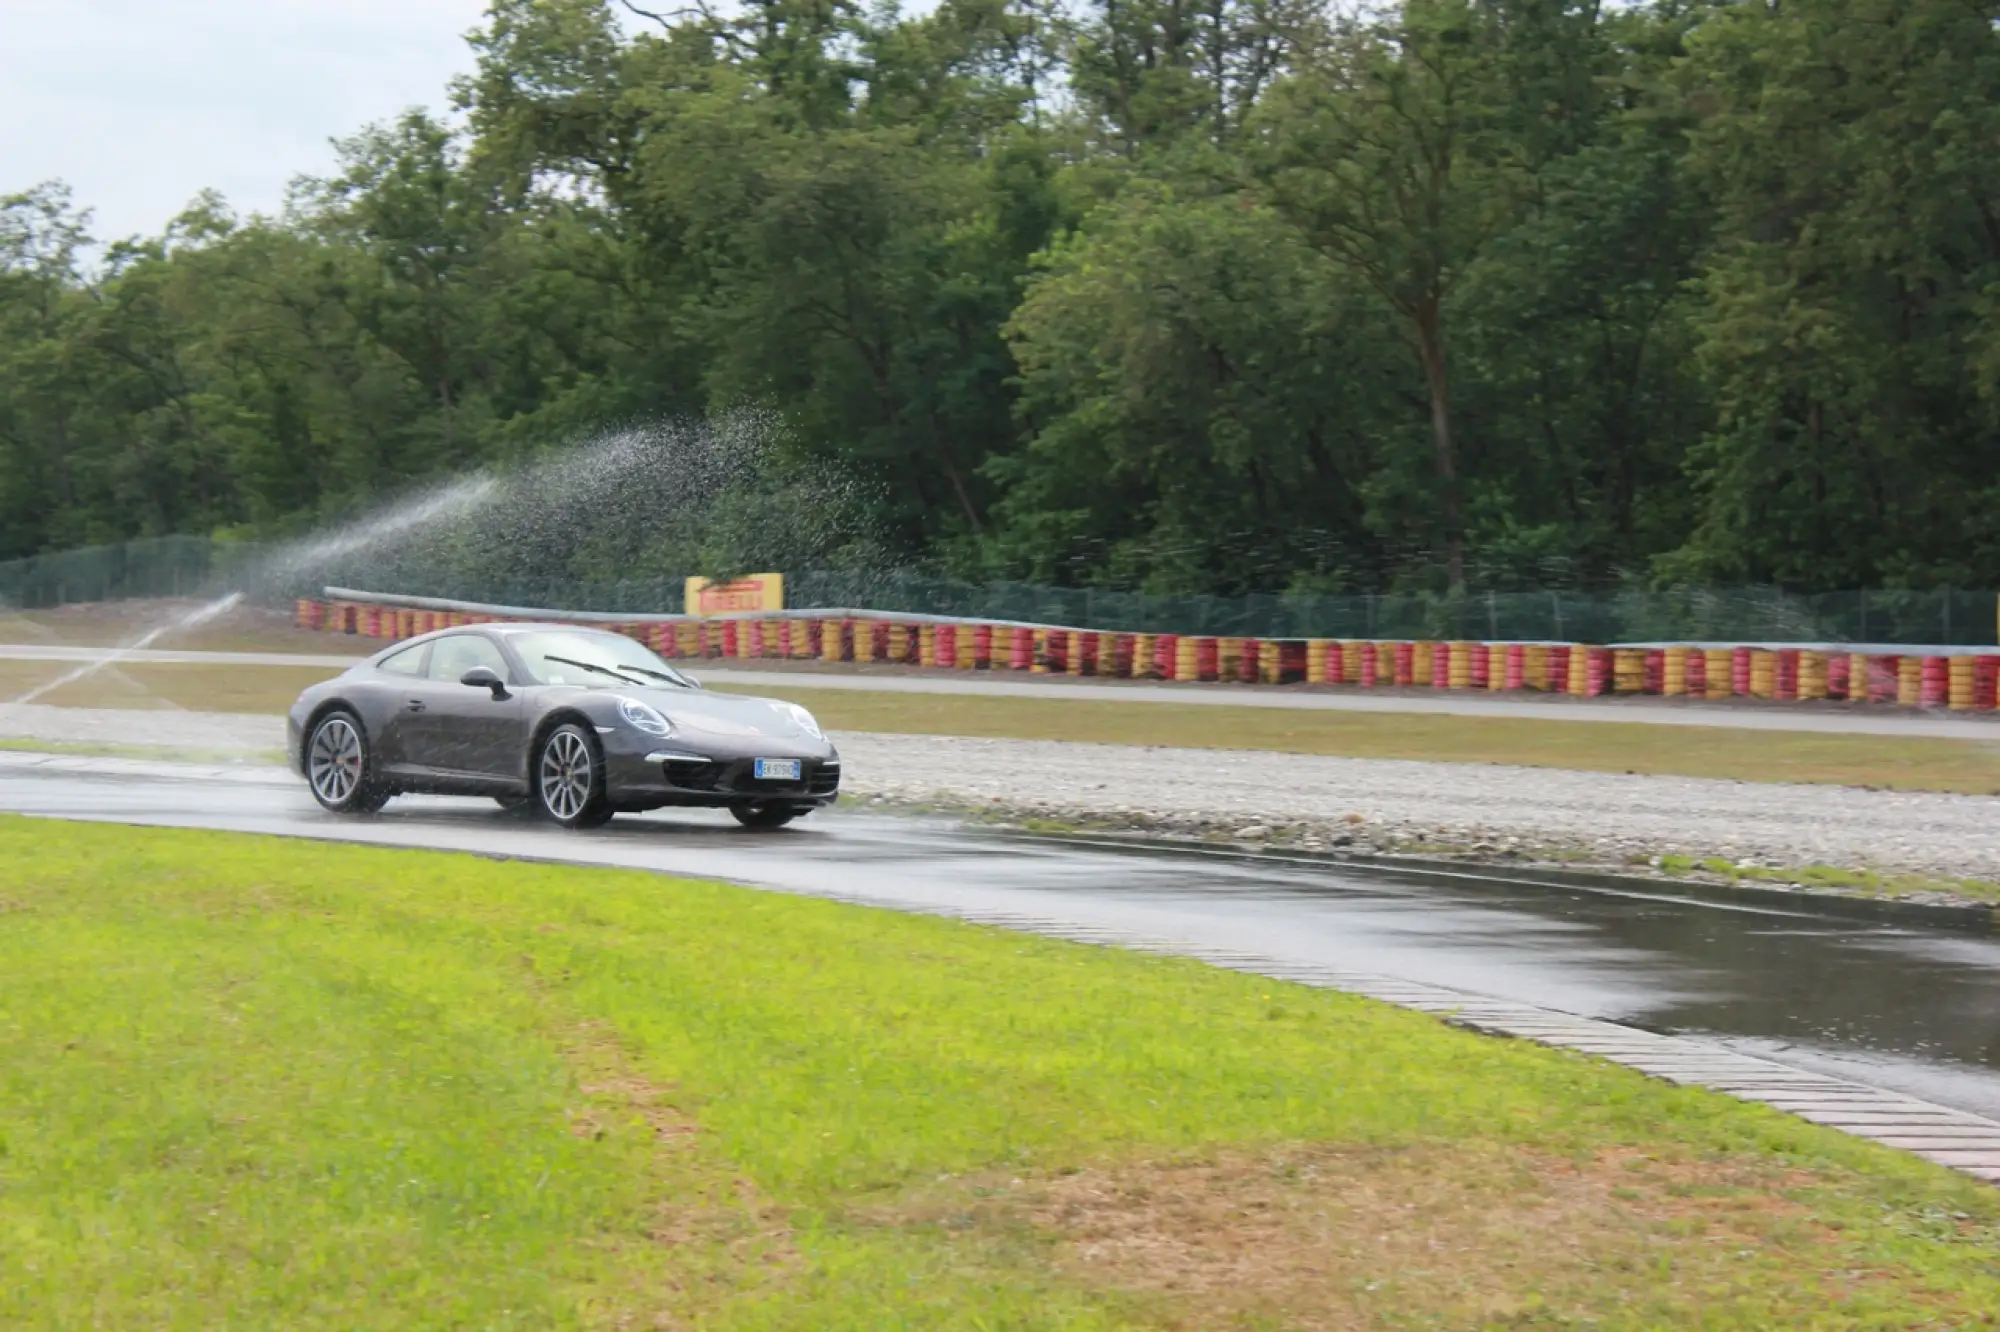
[306,710,388,814]
[730,802,799,830]
[536,724,613,828]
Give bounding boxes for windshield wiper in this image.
[541,654,647,687]
[617,663,690,687]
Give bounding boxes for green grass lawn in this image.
[3,820,2000,1326]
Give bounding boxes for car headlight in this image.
[618,697,673,737]
[783,702,823,739]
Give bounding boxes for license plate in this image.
[753,758,802,781]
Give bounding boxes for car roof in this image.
[371,621,632,657]
[485,622,633,635]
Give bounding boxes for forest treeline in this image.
[3,0,1998,595]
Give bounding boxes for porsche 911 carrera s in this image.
[286,622,838,828]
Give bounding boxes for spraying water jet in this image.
[10,593,246,705]
[5,412,883,708]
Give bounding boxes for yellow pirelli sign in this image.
[684,573,784,616]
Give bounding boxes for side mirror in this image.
[681,672,701,689]
[460,666,509,698]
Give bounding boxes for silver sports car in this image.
[286,621,839,829]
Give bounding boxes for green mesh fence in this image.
[780,574,2000,645]
[0,537,258,609]
[3,536,1997,646]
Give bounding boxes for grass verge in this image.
[1653,853,2000,904]
[0,660,336,713]
[3,818,2000,1327]
[0,737,286,765]
[8,657,2000,795]
[0,606,370,656]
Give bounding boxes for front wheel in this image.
[306,710,388,814]
[730,802,799,830]
[535,724,614,828]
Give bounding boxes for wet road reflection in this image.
[7,762,2000,1119]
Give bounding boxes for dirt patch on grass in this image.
[551,1017,801,1322]
[868,1142,1986,1327]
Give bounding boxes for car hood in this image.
[625,686,826,743]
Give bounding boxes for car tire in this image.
[305,709,388,814]
[730,802,798,830]
[535,723,614,828]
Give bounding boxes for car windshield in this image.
[511,630,694,689]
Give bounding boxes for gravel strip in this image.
[6,703,1998,889]
[833,733,2000,887]
[0,703,284,753]
[0,700,286,752]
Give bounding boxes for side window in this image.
[428,634,509,682]
[378,644,428,677]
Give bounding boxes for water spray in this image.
[11,592,246,705]
[4,411,882,706]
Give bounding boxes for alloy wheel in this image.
[539,729,594,821]
[308,716,363,805]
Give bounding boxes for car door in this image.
[401,633,527,788]
[370,641,433,777]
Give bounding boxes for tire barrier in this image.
[1950,655,1976,711]
[1584,647,1611,697]
[1922,655,1949,709]
[1613,648,1644,695]
[1797,651,1822,701]
[1662,646,1687,696]
[307,589,2000,712]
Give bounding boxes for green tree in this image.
[1671,0,2000,587]
[995,185,1412,591]
[1255,0,1604,586]
[1446,1,1711,582]
[0,184,97,554]
[1070,0,1311,152]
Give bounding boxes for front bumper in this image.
[604,742,841,808]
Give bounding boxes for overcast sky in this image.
[1,0,497,242]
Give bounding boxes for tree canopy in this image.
[4,0,1997,595]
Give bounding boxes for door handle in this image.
[405,698,426,713]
